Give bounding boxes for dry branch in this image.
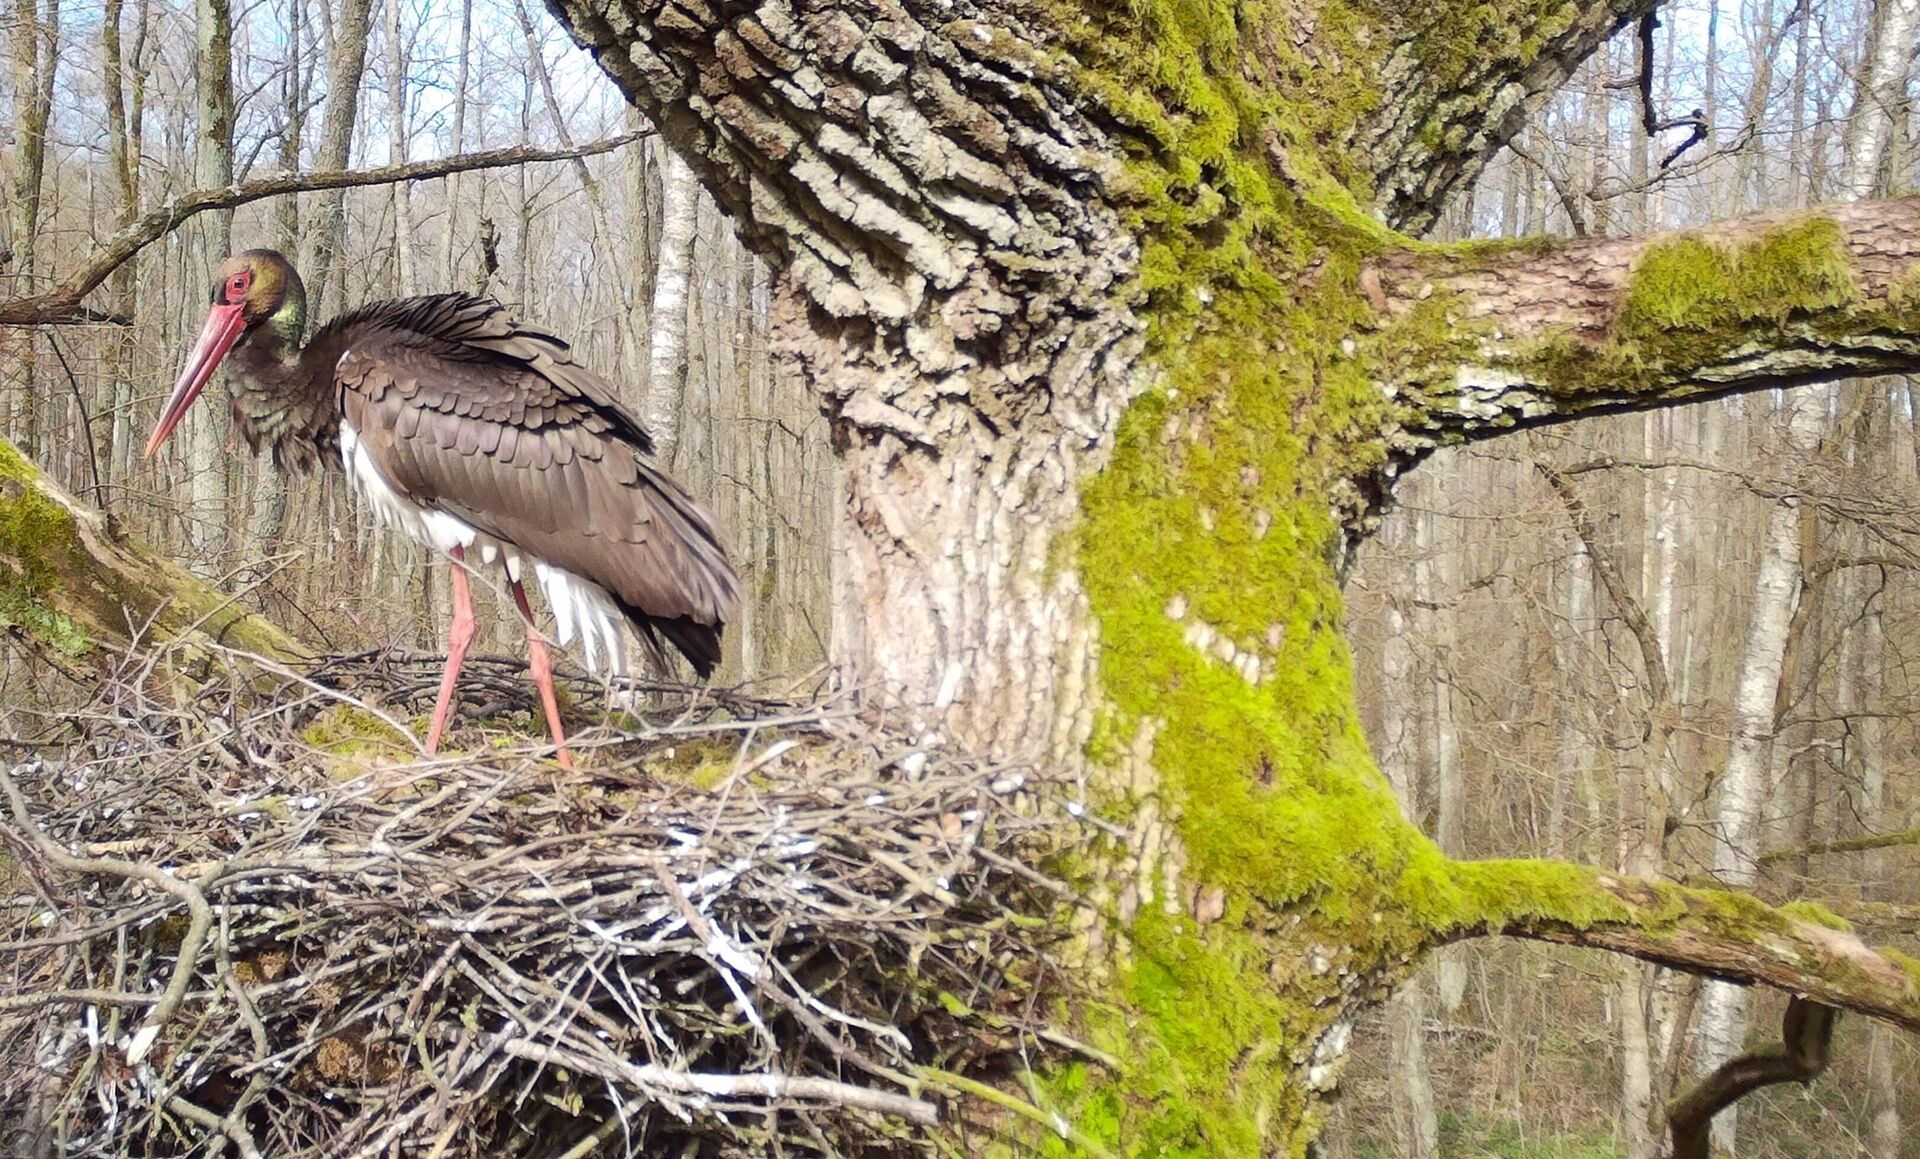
[1665,998,1837,1159]
[0,648,1085,1157]
[0,134,650,327]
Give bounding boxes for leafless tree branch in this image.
[1665,998,1837,1159]
[0,132,650,327]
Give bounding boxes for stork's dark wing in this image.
[317,295,739,675]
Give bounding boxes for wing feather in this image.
[325,294,738,675]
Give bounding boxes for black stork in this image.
[146,249,741,769]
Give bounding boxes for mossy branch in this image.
[1444,862,1920,1032]
[1377,198,1920,451]
[1758,827,1920,866]
[0,439,306,668]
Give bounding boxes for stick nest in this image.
[0,651,1085,1157]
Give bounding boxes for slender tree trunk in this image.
[1379,512,1441,1159]
[1692,390,1824,1152]
[1548,543,1592,857]
[1787,0,1811,205]
[185,0,235,561]
[383,0,415,298]
[101,0,141,494]
[437,0,473,287]
[302,0,376,320]
[644,148,698,463]
[249,0,306,552]
[275,0,305,254]
[6,0,59,458]
[1416,508,1467,1013]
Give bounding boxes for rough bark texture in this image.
[302,0,377,320]
[1356,1,1650,232]
[556,0,1141,760]
[527,0,1920,1150]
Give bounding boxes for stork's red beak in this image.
[145,302,246,455]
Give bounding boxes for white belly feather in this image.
[339,422,629,675]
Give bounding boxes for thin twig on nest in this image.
[0,645,1092,1157]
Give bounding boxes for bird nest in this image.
[0,650,1088,1157]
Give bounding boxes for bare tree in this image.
[1692,390,1825,1150]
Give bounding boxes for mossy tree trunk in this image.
[545,0,1920,1150]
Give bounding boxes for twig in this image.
[1666,999,1837,1159]
[501,1039,939,1124]
[0,761,211,1064]
[914,1066,1116,1157]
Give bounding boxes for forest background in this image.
[0,0,1916,1154]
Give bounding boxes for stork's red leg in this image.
[425,547,477,755]
[509,579,573,770]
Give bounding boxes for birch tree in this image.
[644,147,698,463]
[1691,390,1825,1151]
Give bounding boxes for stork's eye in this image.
[226,271,252,302]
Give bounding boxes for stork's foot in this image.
[425,548,477,755]
[525,630,573,770]
[509,579,573,770]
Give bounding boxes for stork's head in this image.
[146,249,307,455]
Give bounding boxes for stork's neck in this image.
[226,317,338,472]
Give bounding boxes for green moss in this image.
[300,705,414,762]
[1016,5,1891,1155]
[0,442,91,655]
[1031,1,1517,1151]
[1779,899,1854,932]
[1886,949,1920,990]
[650,736,744,789]
[1619,218,1855,338]
[1517,216,1862,400]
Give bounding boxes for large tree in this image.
[537,0,1920,1151]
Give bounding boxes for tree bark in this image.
[101,0,143,491]
[5,0,59,459]
[143,0,1920,1147]
[1840,0,1920,200]
[184,0,236,564]
[1691,390,1823,1151]
[302,0,377,320]
[645,148,699,466]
